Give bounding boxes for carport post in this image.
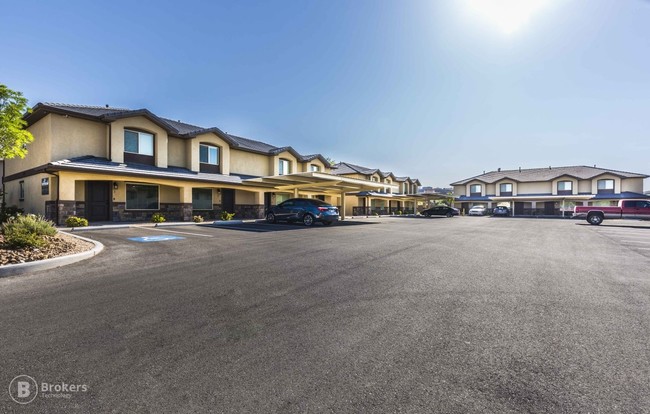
[340,191,346,221]
[293,188,299,198]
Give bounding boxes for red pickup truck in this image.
[574,199,650,225]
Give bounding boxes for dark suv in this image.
[265,198,339,226]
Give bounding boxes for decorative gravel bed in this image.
[0,232,94,266]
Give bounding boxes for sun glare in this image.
[466,0,550,34]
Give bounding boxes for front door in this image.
[221,189,235,213]
[85,181,111,222]
[514,202,524,216]
[544,201,556,216]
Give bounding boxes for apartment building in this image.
[451,166,649,216]
[331,162,422,216]
[2,103,406,224]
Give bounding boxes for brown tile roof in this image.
[451,166,648,185]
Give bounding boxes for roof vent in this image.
[105,104,109,108]
[519,167,521,172]
[498,168,501,172]
[549,166,552,170]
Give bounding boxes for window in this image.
[499,183,512,196]
[279,159,291,175]
[192,188,213,210]
[41,178,50,195]
[124,130,154,156]
[310,164,320,172]
[597,179,615,194]
[199,145,219,165]
[557,181,572,195]
[371,177,377,182]
[470,184,482,197]
[126,184,159,210]
[19,181,25,201]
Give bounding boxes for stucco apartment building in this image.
[451,166,649,216]
[331,162,422,216]
[2,103,422,224]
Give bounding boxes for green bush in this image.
[2,214,57,248]
[151,213,166,223]
[220,211,235,221]
[0,205,24,223]
[396,210,402,216]
[192,215,204,223]
[65,216,89,228]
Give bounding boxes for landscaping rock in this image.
[0,233,94,266]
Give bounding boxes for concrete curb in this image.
[0,232,104,278]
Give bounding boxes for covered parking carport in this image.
[243,172,398,220]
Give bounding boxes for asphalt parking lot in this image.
[1,216,649,412]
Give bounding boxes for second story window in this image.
[124,129,154,165]
[597,179,615,194]
[500,183,513,196]
[470,184,482,197]
[199,144,220,173]
[557,181,572,195]
[310,164,320,172]
[279,159,291,175]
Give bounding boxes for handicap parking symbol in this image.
[128,235,186,242]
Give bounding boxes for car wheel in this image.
[587,213,603,225]
[446,212,453,218]
[303,214,314,226]
[266,212,276,223]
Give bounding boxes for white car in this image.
[468,206,486,216]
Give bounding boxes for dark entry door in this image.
[544,201,556,216]
[85,181,111,222]
[222,189,235,213]
[514,202,524,216]
[264,192,273,211]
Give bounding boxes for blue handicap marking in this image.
[128,235,186,242]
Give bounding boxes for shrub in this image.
[192,215,204,223]
[0,205,24,223]
[65,216,89,228]
[151,213,166,223]
[2,214,57,248]
[220,211,235,221]
[396,210,402,216]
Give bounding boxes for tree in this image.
[325,157,336,166]
[0,84,33,159]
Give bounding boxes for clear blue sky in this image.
[2,0,649,188]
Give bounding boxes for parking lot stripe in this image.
[148,228,213,237]
[619,239,650,244]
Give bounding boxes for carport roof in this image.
[242,172,399,194]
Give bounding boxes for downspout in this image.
[108,123,112,161]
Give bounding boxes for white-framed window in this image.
[557,181,572,194]
[279,159,291,175]
[126,183,159,210]
[199,144,219,165]
[499,183,512,195]
[470,184,482,196]
[310,164,320,172]
[192,188,213,210]
[124,130,154,156]
[597,179,615,194]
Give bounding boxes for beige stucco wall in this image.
[168,137,186,168]
[109,116,169,168]
[578,180,591,194]
[621,177,644,193]
[517,181,552,195]
[4,173,56,215]
[300,159,327,173]
[230,149,270,177]
[50,114,107,162]
[5,114,53,176]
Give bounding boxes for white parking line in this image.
[148,227,213,237]
[619,239,650,244]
